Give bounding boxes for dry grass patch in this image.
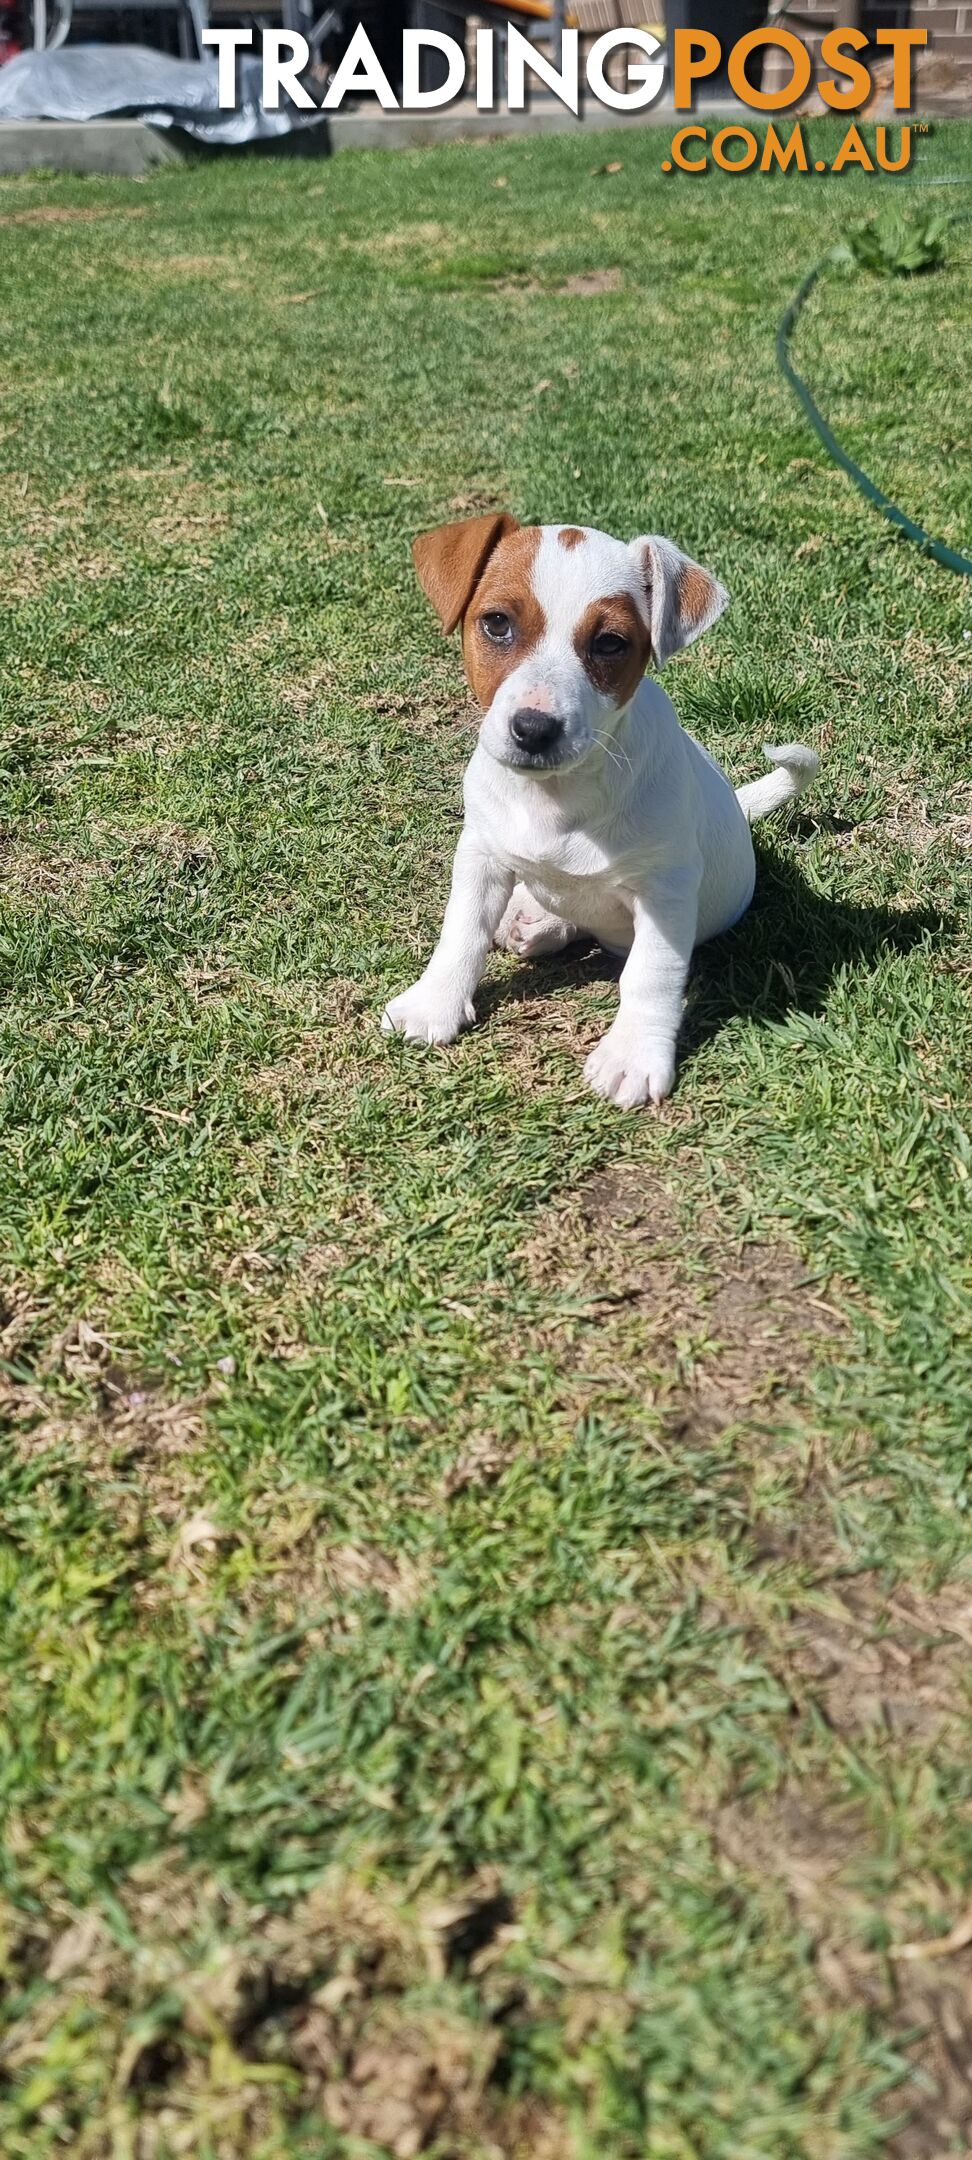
[0,205,146,229]
[147,506,231,548]
[5,547,120,601]
[2,1309,207,1535]
[558,267,623,296]
[0,836,107,900]
[522,1174,972,2157]
[279,660,338,715]
[129,821,215,871]
[117,251,243,283]
[340,221,448,255]
[716,1766,972,2160]
[784,1573,972,1742]
[1,1865,569,2160]
[354,687,474,737]
[241,1013,377,1114]
[522,1160,836,1443]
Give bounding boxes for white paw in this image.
[584,1025,676,1110]
[495,892,576,959]
[381,979,474,1047]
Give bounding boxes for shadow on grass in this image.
[477,840,945,1067]
[682,842,944,1067]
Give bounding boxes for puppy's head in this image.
[412,515,728,773]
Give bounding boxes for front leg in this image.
[382,832,514,1047]
[584,867,700,1109]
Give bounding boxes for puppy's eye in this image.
[480,611,514,645]
[590,632,629,660]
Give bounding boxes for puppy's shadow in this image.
[682,842,943,1067]
[478,840,944,1062]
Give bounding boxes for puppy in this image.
[382,514,818,1108]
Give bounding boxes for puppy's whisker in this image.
[592,730,631,776]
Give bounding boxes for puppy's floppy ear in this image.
[412,512,520,636]
[630,535,728,669]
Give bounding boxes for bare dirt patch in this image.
[522,1168,972,2151]
[558,268,623,297]
[716,1770,972,2160]
[784,1575,972,1742]
[1,1310,206,1534]
[884,1956,972,2159]
[2,1866,568,2160]
[318,2009,499,2157]
[523,1162,834,1441]
[716,1782,871,1986]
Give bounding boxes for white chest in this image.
[475,797,635,943]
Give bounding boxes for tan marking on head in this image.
[558,526,585,551]
[461,526,545,711]
[677,561,721,641]
[412,512,520,636]
[573,592,652,706]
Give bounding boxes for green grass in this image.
[1,119,971,2159]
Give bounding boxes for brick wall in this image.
[791,0,972,66]
[910,0,972,62]
[484,2,972,77]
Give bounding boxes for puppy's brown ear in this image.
[629,535,728,669]
[412,513,519,636]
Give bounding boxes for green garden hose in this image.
[776,233,972,579]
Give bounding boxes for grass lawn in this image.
[1,115,971,2159]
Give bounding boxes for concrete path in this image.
[0,116,184,174]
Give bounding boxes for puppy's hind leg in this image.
[495,883,580,960]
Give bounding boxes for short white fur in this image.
[383,522,819,1108]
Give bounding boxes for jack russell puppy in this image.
[382,514,819,1108]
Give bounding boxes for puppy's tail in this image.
[736,742,820,826]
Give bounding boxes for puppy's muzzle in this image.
[509,708,563,758]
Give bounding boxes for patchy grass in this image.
[1,120,971,2159]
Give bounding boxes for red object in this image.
[0,4,21,63]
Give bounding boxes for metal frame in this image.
[31,0,208,55]
[30,0,340,61]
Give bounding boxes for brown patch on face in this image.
[461,526,546,711]
[558,527,585,550]
[572,592,651,707]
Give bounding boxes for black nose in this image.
[509,708,562,752]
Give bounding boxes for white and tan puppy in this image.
[383,514,818,1108]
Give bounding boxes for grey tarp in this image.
[0,44,329,145]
